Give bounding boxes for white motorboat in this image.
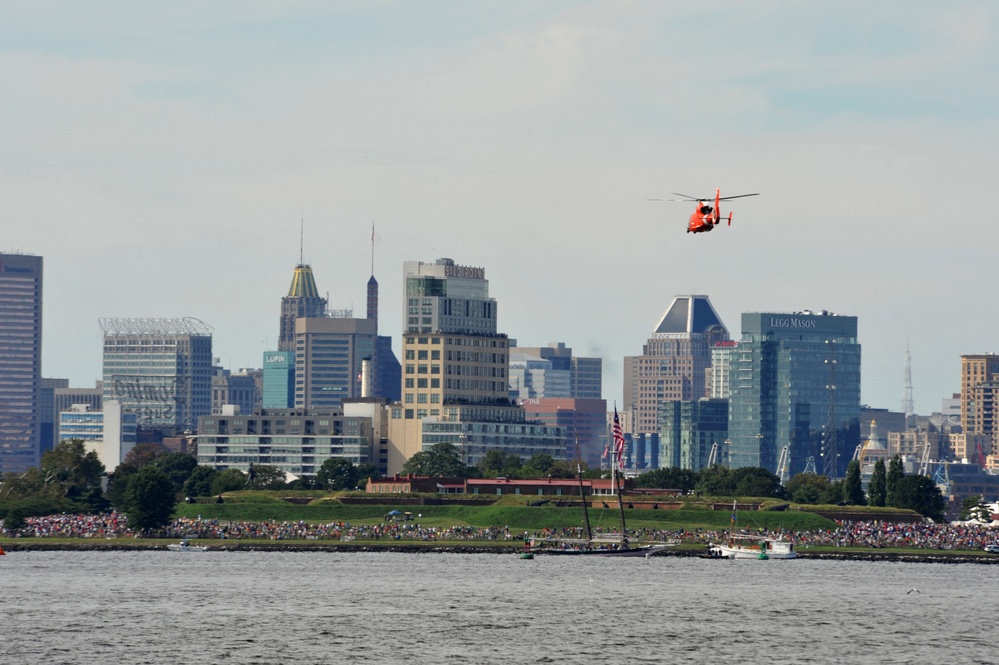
[166,539,208,552]
[708,534,797,560]
[708,500,797,560]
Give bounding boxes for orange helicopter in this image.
[649,188,759,234]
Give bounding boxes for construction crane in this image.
[932,461,951,498]
[776,445,790,485]
[918,440,931,477]
[707,442,718,467]
[852,444,863,462]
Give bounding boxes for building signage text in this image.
[769,317,817,329]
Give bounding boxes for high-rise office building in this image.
[387,258,562,473]
[101,318,214,434]
[279,264,326,352]
[262,350,295,408]
[295,316,377,409]
[211,366,262,415]
[509,342,606,464]
[728,311,861,477]
[0,253,43,474]
[660,398,729,470]
[509,342,603,400]
[39,377,69,456]
[960,354,999,463]
[624,295,730,435]
[268,259,400,410]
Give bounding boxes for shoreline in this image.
[4,540,999,563]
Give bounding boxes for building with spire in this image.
[265,250,400,410]
[279,264,327,352]
[623,295,730,435]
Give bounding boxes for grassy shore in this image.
[172,491,845,532]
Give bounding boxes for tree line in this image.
[1,441,952,532]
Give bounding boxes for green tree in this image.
[521,453,556,478]
[546,459,583,479]
[732,467,783,498]
[786,473,831,504]
[968,502,993,524]
[892,474,945,522]
[886,455,904,507]
[123,466,177,532]
[477,449,523,478]
[695,465,735,496]
[124,443,168,469]
[636,467,699,492]
[246,464,287,490]
[356,463,380,486]
[867,459,887,507]
[402,443,473,477]
[211,468,247,494]
[39,439,105,501]
[0,468,44,501]
[106,462,138,511]
[3,505,26,530]
[182,466,219,497]
[152,452,199,495]
[821,479,846,505]
[317,458,360,491]
[959,494,991,523]
[843,460,865,505]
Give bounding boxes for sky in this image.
[3,1,997,416]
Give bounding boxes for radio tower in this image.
[902,340,914,422]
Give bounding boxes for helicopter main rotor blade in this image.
[716,193,760,201]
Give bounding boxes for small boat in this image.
[708,534,796,560]
[708,500,796,560]
[166,539,208,552]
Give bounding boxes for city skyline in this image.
[5,3,998,415]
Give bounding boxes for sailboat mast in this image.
[615,449,627,544]
[577,463,592,542]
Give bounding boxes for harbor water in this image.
[1,551,995,664]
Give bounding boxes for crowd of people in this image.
[0,512,517,543]
[3,513,997,551]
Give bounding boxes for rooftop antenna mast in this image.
[371,222,375,275]
[902,340,914,421]
[299,218,304,266]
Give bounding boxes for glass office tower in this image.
[728,311,861,478]
[101,318,214,434]
[0,253,43,474]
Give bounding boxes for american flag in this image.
[612,407,625,469]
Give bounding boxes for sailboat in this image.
[707,500,796,560]
[530,411,675,557]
